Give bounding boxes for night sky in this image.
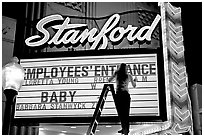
[172,2,202,86]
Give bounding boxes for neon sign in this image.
[25,14,161,49]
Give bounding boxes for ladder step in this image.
[86,84,115,135]
[94,120,98,125]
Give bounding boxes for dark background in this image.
[172,2,202,86]
[2,2,202,86]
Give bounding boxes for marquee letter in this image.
[41,92,48,103]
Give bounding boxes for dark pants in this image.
[114,91,131,135]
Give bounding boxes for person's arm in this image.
[129,74,136,88]
[108,72,116,82]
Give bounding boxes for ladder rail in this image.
[86,84,115,135]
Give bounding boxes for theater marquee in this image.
[14,10,168,124]
[15,53,160,118]
[13,2,193,135]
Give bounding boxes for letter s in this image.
[25,14,64,47]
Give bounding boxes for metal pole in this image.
[189,84,202,135]
[2,89,18,135]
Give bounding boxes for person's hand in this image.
[133,82,136,88]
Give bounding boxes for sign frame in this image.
[14,48,167,124]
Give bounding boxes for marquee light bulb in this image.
[2,57,25,92]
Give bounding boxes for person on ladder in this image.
[108,63,136,135]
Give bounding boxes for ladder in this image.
[86,84,115,135]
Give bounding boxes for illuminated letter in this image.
[127,14,161,42]
[109,27,129,42]
[142,14,161,41]
[126,25,139,41]
[90,14,120,49]
[79,28,98,43]
[48,17,86,45]
[25,15,64,47]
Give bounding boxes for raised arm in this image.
[108,72,116,82]
[129,74,136,88]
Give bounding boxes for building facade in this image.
[2,2,201,135]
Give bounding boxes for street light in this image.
[2,57,25,135]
